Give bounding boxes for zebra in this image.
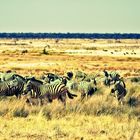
[12,74,27,98]
[41,75,68,86]
[109,71,120,83]
[0,74,26,98]
[0,71,17,82]
[66,78,97,100]
[103,70,120,87]
[110,79,127,105]
[41,72,62,84]
[0,77,19,97]
[103,77,113,87]
[78,79,97,100]
[75,71,87,81]
[103,70,113,87]
[23,77,77,106]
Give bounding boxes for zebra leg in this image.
[40,94,53,105]
[81,91,86,101]
[35,95,43,106]
[119,94,125,105]
[59,94,66,107]
[26,98,33,106]
[38,98,43,106]
[44,94,53,104]
[117,94,124,105]
[15,93,21,99]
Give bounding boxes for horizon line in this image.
[0,32,140,34]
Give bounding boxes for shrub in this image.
[13,107,29,118]
[21,49,28,54]
[127,97,139,107]
[42,107,52,120]
[42,47,49,55]
[131,77,140,83]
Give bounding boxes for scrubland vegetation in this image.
[0,38,139,139]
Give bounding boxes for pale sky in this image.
[0,0,140,33]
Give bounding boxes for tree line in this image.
[0,33,140,39]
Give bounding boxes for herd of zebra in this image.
[0,70,127,106]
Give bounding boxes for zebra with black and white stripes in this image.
[0,74,26,98]
[103,70,120,87]
[13,75,27,98]
[23,77,77,106]
[110,79,127,105]
[78,79,97,100]
[40,72,61,84]
[0,77,19,97]
[109,71,120,84]
[66,77,97,100]
[0,71,15,82]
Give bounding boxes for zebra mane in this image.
[30,78,44,84]
[14,74,26,81]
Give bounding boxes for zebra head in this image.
[8,78,19,89]
[104,78,111,86]
[90,78,97,86]
[23,80,32,95]
[103,70,109,77]
[23,77,43,96]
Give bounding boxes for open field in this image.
[0,38,140,140]
[0,39,140,76]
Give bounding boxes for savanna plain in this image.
[0,38,140,140]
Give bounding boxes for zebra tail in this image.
[67,90,77,99]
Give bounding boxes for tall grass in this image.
[0,93,139,139]
[0,85,139,119]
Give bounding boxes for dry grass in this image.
[0,38,140,139]
[0,88,140,140]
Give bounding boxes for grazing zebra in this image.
[41,75,68,87]
[103,70,120,86]
[75,71,87,81]
[23,77,77,106]
[0,78,19,97]
[103,76,114,87]
[78,79,97,100]
[13,75,27,98]
[109,71,120,83]
[110,79,127,105]
[0,74,26,98]
[103,70,112,87]
[0,71,16,82]
[41,73,61,84]
[49,76,68,85]
[66,78,97,100]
